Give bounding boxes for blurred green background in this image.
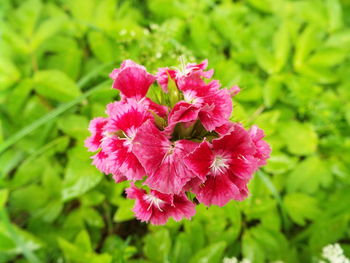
[1,0,350,262]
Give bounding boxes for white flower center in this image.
[144,194,165,211]
[210,154,230,175]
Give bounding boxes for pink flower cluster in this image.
[85,59,271,225]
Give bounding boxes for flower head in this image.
[85,59,270,224]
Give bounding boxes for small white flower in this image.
[321,243,350,263]
[223,257,238,263]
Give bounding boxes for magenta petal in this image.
[91,150,111,174]
[126,185,174,225]
[133,121,197,194]
[84,117,108,152]
[212,124,256,156]
[110,60,156,100]
[249,125,271,167]
[103,137,145,181]
[170,192,196,221]
[193,172,248,207]
[184,141,213,180]
[143,140,198,194]
[165,101,200,135]
[198,88,233,131]
[156,67,177,92]
[106,99,152,134]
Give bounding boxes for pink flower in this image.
[156,67,176,92]
[248,125,271,167]
[84,117,108,152]
[126,184,195,225]
[185,124,258,206]
[110,60,156,101]
[86,59,271,225]
[132,120,199,194]
[228,85,241,97]
[167,79,232,132]
[102,100,152,181]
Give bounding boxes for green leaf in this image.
[242,232,265,263]
[62,146,103,201]
[113,199,134,223]
[263,75,282,108]
[265,153,297,174]
[88,31,115,63]
[189,241,226,263]
[280,121,318,155]
[294,26,323,70]
[172,233,192,263]
[11,0,42,38]
[0,57,20,91]
[33,70,82,102]
[326,0,343,32]
[30,17,65,51]
[144,229,171,263]
[273,22,290,72]
[57,114,89,140]
[284,192,321,226]
[308,48,347,67]
[0,189,9,208]
[75,230,92,252]
[287,156,332,194]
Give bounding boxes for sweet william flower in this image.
[85,58,271,225]
[184,124,258,206]
[132,120,199,194]
[110,60,156,101]
[126,184,196,225]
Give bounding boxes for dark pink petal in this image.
[156,67,176,92]
[193,171,248,207]
[85,117,108,152]
[215,122,234,135]
[198,88,233,131]
[212,124,256,156]
[229,155,257,180]
[142,97,169,118]
[105,99,152,135]
[91,150,111,174]
[249,125,271,166]
[110,60,155,100]
[102,137,146,181]
[229,85,241,97]
[143,140,198,194]
[184,141,213,180]
[170,192,196,221]
[165,101,200,135]
[132,120,170,176]
[133,121,197,194]
[126,185,174,225]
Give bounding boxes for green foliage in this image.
[1,0,350,262]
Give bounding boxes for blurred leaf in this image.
[0,58,20,91]
[57,114,89,140]
[189,241,226,263]
[88,31,115,63]
[62,146,103,201]
[273,22,290,72]
[113,199,134,222]
[0,189,9,208]
[284,192,321,226]
[144,229,171,263]
[30,17,65,51]
[11,0,42,38]
[34,70,81,102]
[287,156,332,194]
[263,75,283,107]
[280,121,318,155]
